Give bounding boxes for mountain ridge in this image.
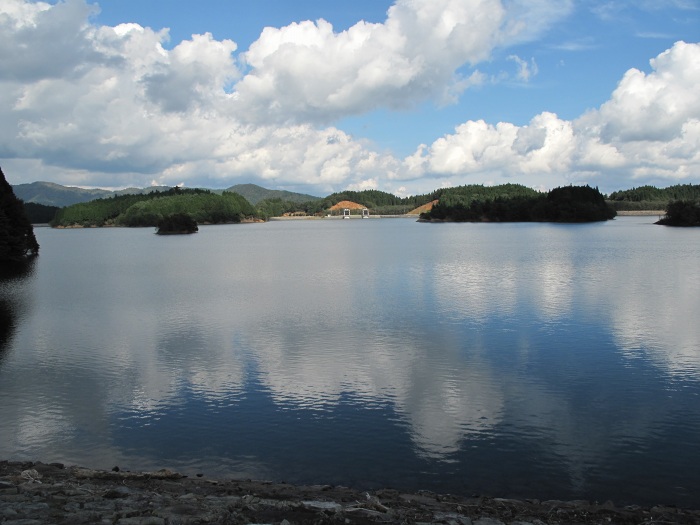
[224,183,320,205]
[12,181,320,208]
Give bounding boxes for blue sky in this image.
[95,1,396,51]
[94,1,696,151]
[1,0,699,196]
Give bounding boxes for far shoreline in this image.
[37,211,667,227]
[615,210,665,216]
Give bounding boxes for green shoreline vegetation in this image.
[7,170,700,228]
[420,185,616,223]
[50,187,257,228]
[607,183,700,211]
[156,212,199,235]
[655,200,700,227]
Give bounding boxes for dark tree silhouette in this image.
[421,185,616,223]
[156,213,199,234]
[656,200,700,227]
[0,167,39,261]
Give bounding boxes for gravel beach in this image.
[1,461,699,524]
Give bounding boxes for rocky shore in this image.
[1,461,698,525]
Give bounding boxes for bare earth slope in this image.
[329,200,367,210]
[407,199,438,215]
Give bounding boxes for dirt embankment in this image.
[329,201,367,211]
[407,199,438,215]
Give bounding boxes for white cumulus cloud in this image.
[403,41,700,191]
[236,0,571,124]
[0,0,697,195]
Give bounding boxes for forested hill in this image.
[316,185,538,214]
[51,188,258,228]
[609,184,700,201]
[422,185,616,223]
[254,188,439,217]
[608,184,700,211]
[255,184,541,217]
[315,189,434,211]
[225,184,320,205]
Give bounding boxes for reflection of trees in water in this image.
[0,260,36,363]
[0,299,15,359]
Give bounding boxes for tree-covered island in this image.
[656,200,700,227]
[419,185,616,223]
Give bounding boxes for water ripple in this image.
[0,219,698,507]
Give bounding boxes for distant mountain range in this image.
[12,181,171,207]
[224,184,319,205]
[12,181,320,208]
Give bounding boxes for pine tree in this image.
[0,167,39,261]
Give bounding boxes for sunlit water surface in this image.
[1,217,699,507]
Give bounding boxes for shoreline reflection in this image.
[0,219,698,507]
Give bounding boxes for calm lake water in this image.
[1,216,699,507]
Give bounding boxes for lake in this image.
[1,216,699,507]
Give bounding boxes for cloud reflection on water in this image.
[608,256,700,379]
[249,324,504,459]
[0,220,698,503]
